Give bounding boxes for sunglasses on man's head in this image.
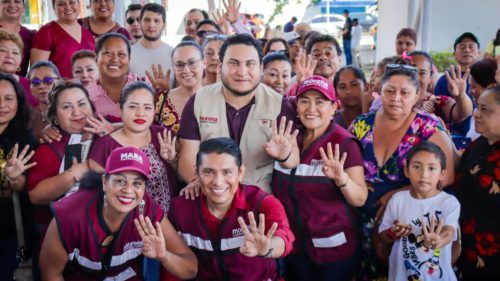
[386,64,418,73]
[126,17,140,25]
[30,76,58,87]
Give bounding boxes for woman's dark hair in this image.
[493,28,500,46]
[0,73,31,147]
[406,141,446,170]
[333,65,367,90]
[119,81,155,108]
[47,82,95,127]
[396,28,417,44]
[262,38,290,57]
[28,60,61,79]
[381,67,420,92]
[263,53,291,70]
[96,33,131,58]
[219,33,263,64]
[305,34,342,56]
[181,35,195,42]
[408,51,434,75]
[470,58,497,88]
[171,41,204,59]
[196,137,242,171]
[186,8,209,21]
[140,3,166,23]
[196,19,222,34]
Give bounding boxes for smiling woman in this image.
[78,0,131,40]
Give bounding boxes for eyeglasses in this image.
[126,17,140,25]
[173,59,201,71]
[196,30,220,38]
[30,76,58,87]
[386,64,418,73]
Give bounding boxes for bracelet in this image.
[337,174,349,188]
[276,150,292,163]
[387,228,398,241]
[166,153,178,165]
[258,247,274,258]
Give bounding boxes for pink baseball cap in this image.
[105,147,150,180]
[296,75,336,101]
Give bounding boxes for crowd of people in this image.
[0,0,499,280]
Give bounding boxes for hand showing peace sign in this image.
[319,142,348,186]
[237,212,278,258]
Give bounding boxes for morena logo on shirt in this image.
[200,116,219,124]
[120,152,144,164]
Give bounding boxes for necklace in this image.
[39,107,48,123]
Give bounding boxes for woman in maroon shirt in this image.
[31,0,95,78]
[78,0,131,40]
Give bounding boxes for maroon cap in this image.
[105,147,150,180]
[296,75,336,101]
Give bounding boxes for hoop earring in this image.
[54,119,59,125]
[16,67,21,72]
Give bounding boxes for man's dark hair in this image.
[343,9,349,15]
[196,138,243,171]
[352,18,359,25]
[186,8,209,21]
[219,33,263,63]
[406,141,447,170]
[126,3,142,16]
[96,33,131,58]
[196,19,222,34]
[140,3,166,22]
[305,34,342,56]
[291,17,297,22]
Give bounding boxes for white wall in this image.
[376,0,500,62]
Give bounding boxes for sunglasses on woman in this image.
[386,64,418,73]
[30,76,59,87]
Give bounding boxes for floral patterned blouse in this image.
[155,91,181,134]
[455,137,499,279]
[350,111,445,217]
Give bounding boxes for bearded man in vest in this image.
[177,33,299,196]
[169,137,295,280]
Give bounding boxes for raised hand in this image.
[420,215,444,250]
[211,9,232,35]
[319,142,348,185]
[158,129,177,163]
[445,64,469,98]
[295,53,317,85]
[263,116,298,161]
[134,215,167,260]
[222,0,241,24]
[5,144,37,182]
[145,64,171,92]
[40,124,62,143]
[238,212,278,257]
[84,113,115,137]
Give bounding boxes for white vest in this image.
[193,82,283,193]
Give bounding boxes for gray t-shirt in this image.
[130,41,174,77]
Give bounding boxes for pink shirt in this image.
[32,21,95,78]
[87,72,146,119]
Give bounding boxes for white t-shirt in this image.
[130,41,174,78]
[379,190,460,281]
[351,25,362,48]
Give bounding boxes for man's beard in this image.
[143,32,162,42]
[221,75,259,96]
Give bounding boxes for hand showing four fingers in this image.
[134,215,168,260]
[237,212,278,257]
[263,116,298,161]
[319,142,348,185]
[420,215,444,251]
[146,64,171,92]
[158,129,177,162]
[445,64,469,99]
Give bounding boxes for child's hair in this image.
[406,141,446,169]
